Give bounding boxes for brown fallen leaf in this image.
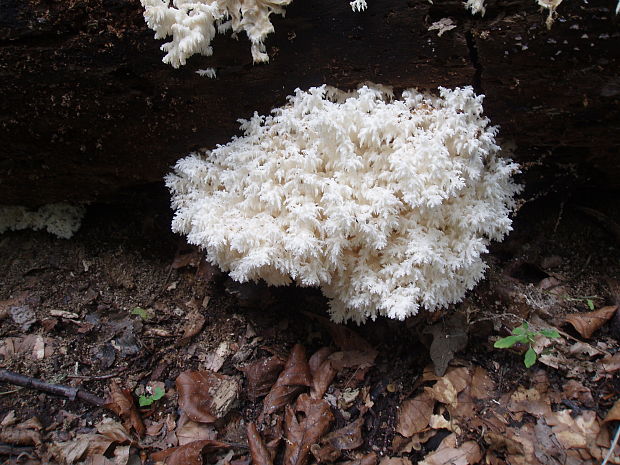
[95,418,133,444]
[0,335,57,360]
[563,305,618,339]
[176,416,218,446]
[322,414,365,451]
[337,452,377,465]
[601,352,620,373]
[419,439,482,465]
[49,434,116,465]
[246,422,273,465]
[392,430,438,454]
[49,435,95,465]
[262,344,312,416]
[177,371,240,423]
[548,409,599,450]
[604,399,620,423]
[112,445,131,465]
[241,355,285,401]
[423,313,468,377]
[82,454,115,465]
[328,350,376,372]
[283,394,334,465]
[425,367,470,406]
[309,347,337,400]
[395,391,434,437]
[105,381,145,437]
[470,366,496,400]
[260,413,283,458]
[151,439,230,465]
[379,458,412,465]
[0,428,41,446]
[177,309,206,346]
[15,416,42,431]
[311,442,341,463]
[507,387,553,419]
[562,380,594,407]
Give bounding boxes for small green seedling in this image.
[138,386,165,407]
[564,295,599,311]
[494,322,561,368]
[131,307,151,320]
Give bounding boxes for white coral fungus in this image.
[140,0,292,67]
[0,203,86,239]
[166,85,520,323]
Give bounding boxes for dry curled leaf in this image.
[49,434,115,465]
[311,443,340,462]
[283,394,334,465]
[338,452,378,465]
[328,349,376,372]
[564,305,618,339]
[246,422,273,465]
[262,344,312,416]
[470,366,495,400]
[176,417,218,446]
[322,414,365,451]
[0,428,41,446]
[419,439,482,465]
[423,314,468,377]
[151,439,230,465]
[177,371,240,423]
[105,381,145,437]
[177,310,206,346]
[95,418,133,444]
[241,355,285,401]
[604,399,620,423]
[425,367,470,406]
[395,391,434,437]
[309,347,337,400]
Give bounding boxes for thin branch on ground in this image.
[0,369,105,407]
[66,367,128,381]
[602,422,620,465]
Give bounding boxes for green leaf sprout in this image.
[138,386,165,407]
[494,322,561,368]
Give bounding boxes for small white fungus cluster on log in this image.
[140,0,293,67]
[166,85,520,323]
[0,203,86,239]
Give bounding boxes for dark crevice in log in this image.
[465,30,483,94]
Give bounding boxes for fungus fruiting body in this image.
[166,85,520,323]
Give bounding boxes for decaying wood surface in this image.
[0,0,618,205]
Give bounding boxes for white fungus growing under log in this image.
[166,84,521,323]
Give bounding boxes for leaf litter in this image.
[1,198,620,465]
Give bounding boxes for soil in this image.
[0,183,619,465]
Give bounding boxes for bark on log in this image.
[0,0,618,205]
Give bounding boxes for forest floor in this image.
[0,185,619,465]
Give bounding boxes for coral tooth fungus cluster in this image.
[166,84,521,323]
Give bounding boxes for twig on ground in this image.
[601,422,620,465]
[0,388,22,396]
[0,369,105,407]
[66,367,128,381]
